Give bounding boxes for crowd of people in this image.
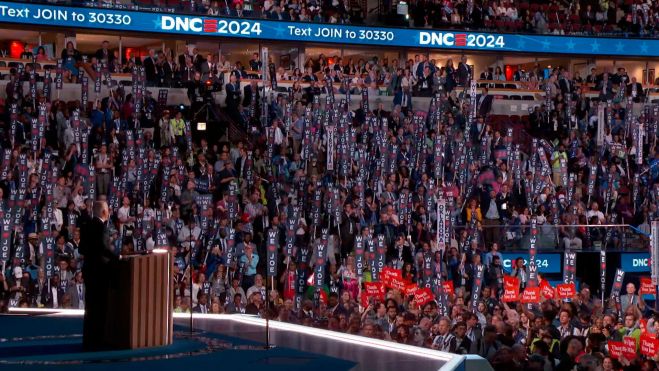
[407,0,659,36]
[40,0,659,37]
[1,42,659,371]
[27,37,658,115]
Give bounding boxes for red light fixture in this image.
[9,41,24,59]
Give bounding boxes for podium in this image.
[106,251,174,349]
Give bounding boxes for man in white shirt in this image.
[246,274,266,299]
[117,196,135,235]
[586,202,605,224]
[178,219,202,251]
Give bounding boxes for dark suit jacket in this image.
[95,48,115,64]
[40,283,65,308]
[456,337,473,355]
[597,80,613,99]
[457,63,471,85]
[200,61,215,81]
[225,82,241,106]
[480,190,506,221]
[79,216,117,279]
[558,78,572,96]
[495,193,512,219]
[143,57,158,82]
[162,61,175,82]
[627,82,644,102]
[192,304,210,313]
[476,94,494,116]
[242,84,260,107]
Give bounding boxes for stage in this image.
[1,310,490,371]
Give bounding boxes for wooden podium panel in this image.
[107,252,173,349]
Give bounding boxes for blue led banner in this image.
[500,253,562,274]
[1,2,658,57]
[620,252,651,273]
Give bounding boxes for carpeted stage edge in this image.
[0,315,357,371]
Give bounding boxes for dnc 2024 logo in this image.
[419,31,505,49]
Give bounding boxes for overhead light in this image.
[197,122,207,131]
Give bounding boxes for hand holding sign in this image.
[520,287,541,304]
[640,277,655,295]
[641,333,659,358]
[556,283,576,300]
[502,275,520,302]
[540,280,555,299]
[414,288,434,307]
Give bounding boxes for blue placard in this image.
[620,252,651,273]
[2,2,659,57]
[500,252,562,274]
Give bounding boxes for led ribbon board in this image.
[1,2,659,57]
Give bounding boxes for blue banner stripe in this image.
[621,252,651,273]
[0,2,658,57]
[500,253,562,274]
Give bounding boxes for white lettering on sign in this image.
[314,28,342,38]
[288,25,312,36]
[503,258,551,270]
[162,16,202,32]
[419,32,454,46]
[0,5,30,18]
[34,9,68,21]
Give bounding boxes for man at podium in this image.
[79,200,119,351]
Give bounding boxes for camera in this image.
[204,79,222,93]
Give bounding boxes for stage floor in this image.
[0,311,471,371]
[182,315,456,371]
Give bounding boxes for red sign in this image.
[405,283,418,297]
[361,282,385,308]
[382,267,402,282]
[502,276,520,302]
[360,292,373,308]
[504,275,519,290]
[623,336,637,359]
[502,289,518,302]
[608,341,624,359]
[391,277,408,291]
[641,319,649,334]
[364,282,385,300]
[520,287,541,303]
[640,277,655,295]
[641,334,659,357]
[382,267,407,290]
[556,283,576,299]
[414,287,434,306]
[540,280,555,299]
[442,280,454,296]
